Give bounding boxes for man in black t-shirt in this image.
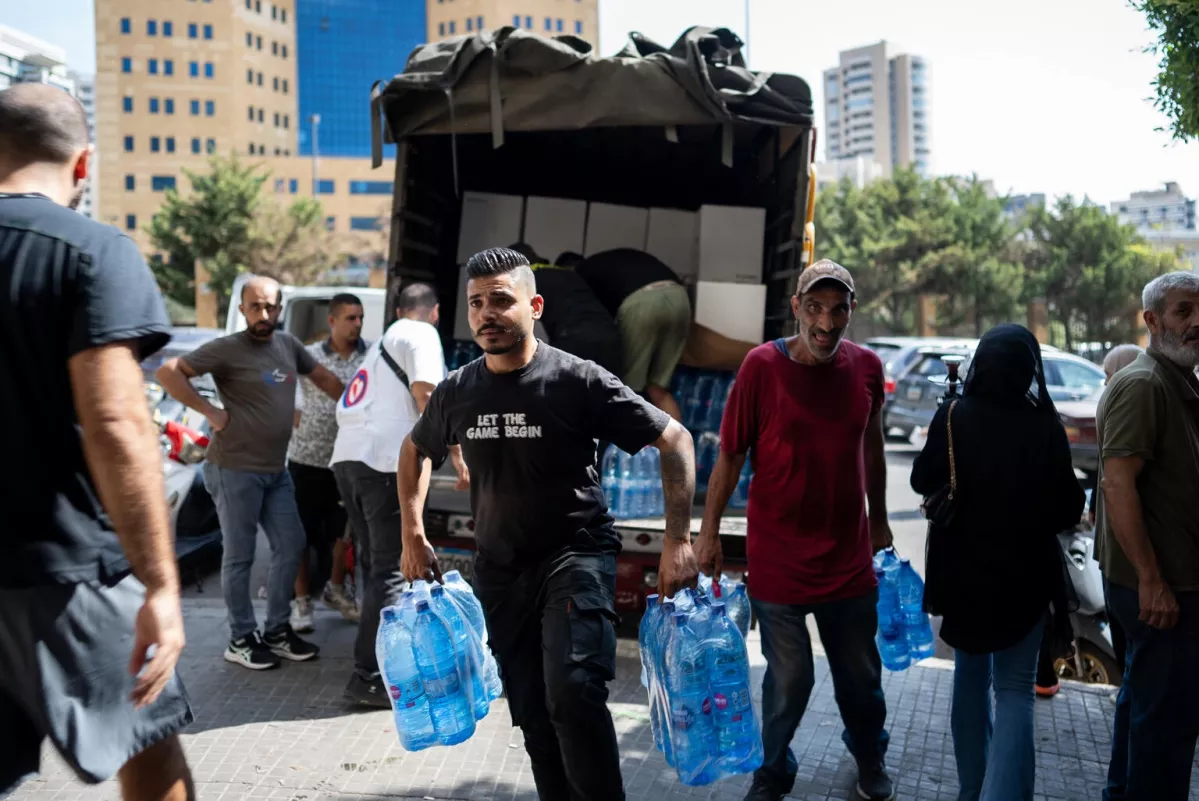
[398,247,698,801]
[0,84,194,798]
[574,248,692,421]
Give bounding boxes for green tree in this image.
[1133,0,1199,142]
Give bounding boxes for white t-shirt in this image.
[330,318,446,474]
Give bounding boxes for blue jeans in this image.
[750,590,890,794]
[1104,581,1199,801]
[202,464,305,640]
[951,616,1044,801]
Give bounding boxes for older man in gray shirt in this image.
[157,276,344,670]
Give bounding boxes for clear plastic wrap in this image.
[873,547,936,671]
[640,588,763,786]
[697,572,751,637]
[375,575,501,750]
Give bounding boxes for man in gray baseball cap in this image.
[697,258,896,801]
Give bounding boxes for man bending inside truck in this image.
[398,247,698,800]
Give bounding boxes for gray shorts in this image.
[0,575,193,796]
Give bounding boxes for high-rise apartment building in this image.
[823,41,930,178]
[1111,182,1195,232]
[426,0,598,44]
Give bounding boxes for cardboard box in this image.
[523,196,587,262]
[693,281,766,344]
[583,203,649,256]
[697,204,766,284]
[456,192,524,263]
[645,208,699,285]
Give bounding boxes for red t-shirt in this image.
[721,339,884,605]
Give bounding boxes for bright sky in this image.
[10,0,1198,206]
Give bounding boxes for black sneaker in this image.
[856,761,896,801]
[743,777,785,801]
[344,671,390,709]
[225,631,281,670]
[263,624,320,662]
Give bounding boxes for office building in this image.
[823,41,930,178]
[815,156,884,191]
[0,25,75,92]
[426,0,599,43]
[1111,182,1195,232]
[1004,193,1045,219]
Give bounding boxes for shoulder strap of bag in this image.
[947,399,958,499]
[377,341,411,393]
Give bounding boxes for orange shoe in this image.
[1035,682,1061,698]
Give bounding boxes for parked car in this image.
[863,337,977,421]
[887,346,1105,442]
[1056,388,1102,485]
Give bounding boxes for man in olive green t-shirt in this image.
[1095,271,1199,801]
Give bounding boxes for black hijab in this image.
[962,323,1057,415]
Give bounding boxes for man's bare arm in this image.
[1102,455,1178,628]
[865,409,888,520]
[654,420,696,543]
[410,381,435,414]
[397,435,441,582]
[700,451,746,538]
[72,342,179,592]
[307,364,345,401]
[156,357,221,420]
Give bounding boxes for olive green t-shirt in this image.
[182,330,317,473]
[1095,349,1199,591]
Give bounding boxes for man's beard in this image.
[801,324,845,362]
[1156,327,1199,368]
[249,322,276,340]
[476,324,527,355]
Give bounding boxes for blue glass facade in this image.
[296,0,427,159]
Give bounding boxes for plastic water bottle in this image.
[429,585,488,720]
[707,604,761,770]
[601,445,623,520]
[639,594,659,688]
[875,568,910,671]
[664,613,716,785]
[616,449,636,519]
[725,584,751,639]
[412,600,476,744]
[442,571,502,701]
[672,370,696,409]
[685,374,715,431]
[695,432,720,495]
[376,609,437,751]
[631,450,652,518]
[897,559,936,660]
[654,600,677,763]
[729,461,752,509]
[703,376,730,432]
[643,447,663,516]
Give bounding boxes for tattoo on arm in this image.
[659,436,696,542]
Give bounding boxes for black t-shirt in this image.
[574,248,682,318]
[0,194,171,588]
[411,344,670,567]
[531,264,619,344]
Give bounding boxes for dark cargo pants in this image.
[473,550,624,801]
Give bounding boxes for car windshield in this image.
[866,343,904,368]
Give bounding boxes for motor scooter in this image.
[1054,492,1121,685]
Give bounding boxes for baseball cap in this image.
[797,259,855,296]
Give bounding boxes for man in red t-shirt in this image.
[696,260,895,801]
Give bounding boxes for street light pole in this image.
[310,113,321,197]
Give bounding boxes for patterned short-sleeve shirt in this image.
[288,338,368,468]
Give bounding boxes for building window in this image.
[257,72,263,85]
[273,112,279,126]
[274,147,281,156]
[325,217,335,231]
[164,59,174,76]
[165,98,175,114]
[124,136,134,152]
[163,21,173,37]
[152,176,177,191]
[206,138,216,153]
[247,68,254,83]
[245,0,251,7]
[149,97,160,114]
[255,0,261,10]
[574,20,582,34]
[126,214,137,231]
[147,20,157,35]
[272,76,279,90]
[525,16,532,27]
[245,32,252,46]
[284,178,296,193]
[544,17,552,31]
[448,21,455,34]
[205,100,215,116]
[477,15,484,29]
[256,35,263,50]
[349,180,393,195]
[203,24,213,39]
[315,179,334,194]
[121,57,132,74]
[556,19,563,32]
[257,108,264,122]
[120,17,131,34]
[438,22,445,36]
[191,138,201,154]
[188,23,198,38]
[282,114,289,129]
[282,79,288,93]
[350,217,381,231]
[148,59,159,75]
[281,44,288,58]
[191,99,201,115]
[247,143,256,155]
[150,136,161,153]
[466,18,473,32]
[247,106,254,121]
[125,175,135,191]
[280,8,287,22]
[512,14,520,27]
[271,4,277,19]
[272,41,278,55]
[204,62,214,79]
[122,96,133,113]
[189,61,199,77]
[166,137,176,153]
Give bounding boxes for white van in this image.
[225,275,387,345]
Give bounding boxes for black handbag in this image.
[921,400,959,528]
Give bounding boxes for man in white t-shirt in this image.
[331,282,468,707]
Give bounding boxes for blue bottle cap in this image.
[711,602,727,615]
[430,585,445,596]
[673,613,687,626]
[382,608,397,623]
[646,594,659,608]
[875,567,885,578]
[899,557,911,565]
[416,600,430,611]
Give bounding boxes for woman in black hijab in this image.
[911,324,1084,801]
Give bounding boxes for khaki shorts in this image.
[617,282,691,392]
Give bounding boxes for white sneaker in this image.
[290,597,315,633]
[322,584,360,622]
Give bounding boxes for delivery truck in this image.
[370,25,817,615]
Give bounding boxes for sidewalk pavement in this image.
[10,599,1195,801]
